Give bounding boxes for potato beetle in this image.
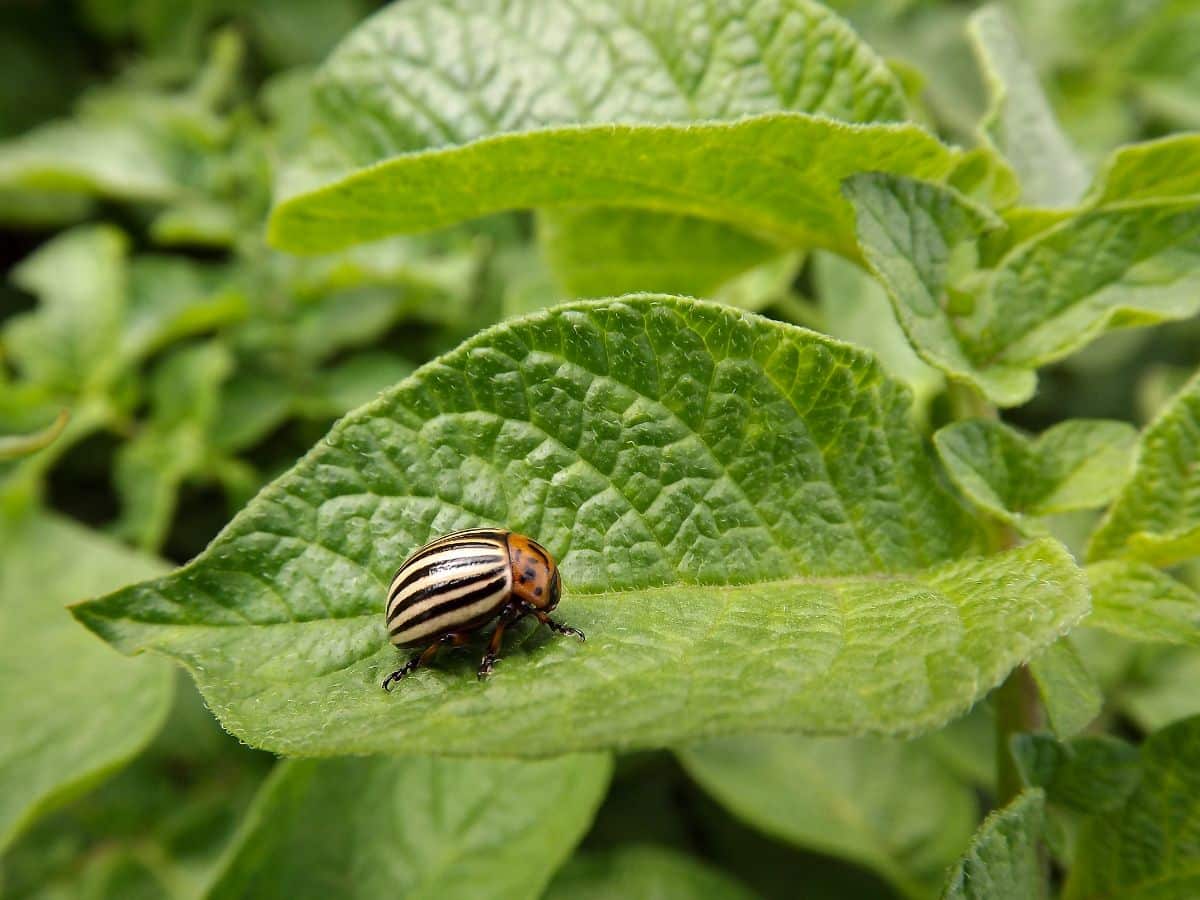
[382,527,584,689]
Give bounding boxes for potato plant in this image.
[3,1,1200,898]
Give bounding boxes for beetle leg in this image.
[519,600,586,641]
[382,632,468,690]
[477,605,522,680]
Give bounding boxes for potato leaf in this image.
[73,297,1087,756]
[679,733,977,899]
[0,513,173,850]
[1066,714,1200,899]
[1085,561,1200,646]
[934,419,1137,533]
[1028,639,1103,739]
[1012,733,1141,816]
[849,170,1200,406]
[205,754,611,900]
[268,0,967,258]
[941,790,1045,900]
[544,845,756,900]
[967,5,1089,207]
[1089,369,1200,565]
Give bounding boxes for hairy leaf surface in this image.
[1012,734,1141,816]
[942,790,1045,900]
[849,171,1200,405]
[268,0,970,258]
[1067,715,1200,899]
[967,6,1088,206]
[1086,561,1200,646]
[1089,370,1200,565]
[935,419,1136,533]
[74,297,1087,756]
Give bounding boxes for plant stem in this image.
[993,664,1041,806]
[943,382,1043,807]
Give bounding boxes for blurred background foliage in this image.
[2,0,1200,898]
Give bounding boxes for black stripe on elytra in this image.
[392,565,508,618]
[393,539,505,579]
[388,552,507,607]
[390,574,510,635]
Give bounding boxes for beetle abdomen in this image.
[386,529,513,646]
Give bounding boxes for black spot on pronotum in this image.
[535,587,544,596]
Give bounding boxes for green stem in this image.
[993,664,1041,806]
[943,383,1043,808]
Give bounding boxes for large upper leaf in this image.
[271,113,960,259]
[267,0,973,259]
[73,296,1088,756]
[678,733,977,899]
[0,513,173,850]
[204,753,610,900]
[941,790,1045,900]
[1089,369,1200,565]
[1066,714,1200,899]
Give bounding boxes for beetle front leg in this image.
[519,600,586,641]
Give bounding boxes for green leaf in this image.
[967,6,1088,207]
[941,790,1045,900]
[123,256,247,361]
[1066,714,1200,899]
[1086,561,1200,646]
[1089,370,1200,566]
[272,115,961,260]
[848,172,1200,406]
[1027,639,1103,739]
[0,409,68,461]
[2,675,271,900]
[204,754,611,900]
[1118,646,1200,733]
[678,733,978,899]
[113,342,235,551]
[1087,135,1200,207]
[0,31,243,211]
[0,512,173,850]
[934,419,1137,533]
[0,118,181,203]
[5,225,128,395]
[1012,733,1141,816]
[72,298,1088,756]
[545,845,756,900]
[268,0,969,257]
[309,0,905,157]
[812,252,943,415]
[538,208,783,300]
[296,352,415,420]
[844,174,1026,404]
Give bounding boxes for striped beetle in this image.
[382,528,584,689]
